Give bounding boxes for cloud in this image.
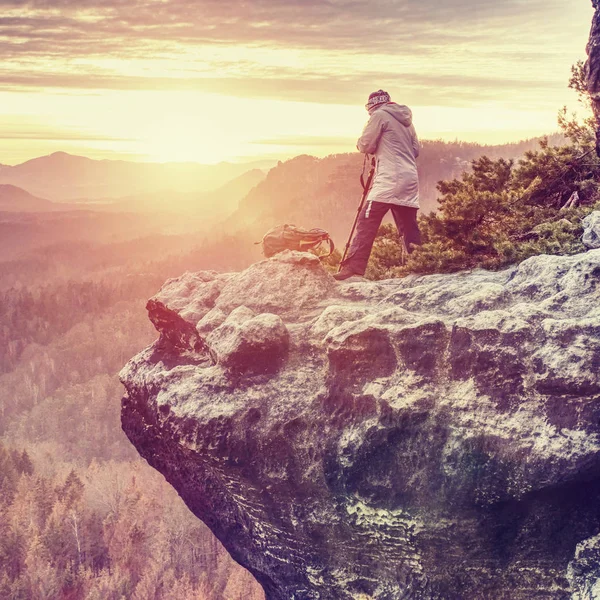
[0,115,133,142]
[0,0,578,59]
[251,135,356,147]
[0,0,591,110]
[0,68,566,111]
[0,129,131,141]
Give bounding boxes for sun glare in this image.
[108,91,364,164]
[140,105,238,164]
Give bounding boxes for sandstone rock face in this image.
[587,0,600,155]
[120,250,600,600]
[569,535,600,599]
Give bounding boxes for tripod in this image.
[338,155,376,272]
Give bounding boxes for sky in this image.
[0,0,595,164]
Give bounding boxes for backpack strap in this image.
[319,236,335,259]
[301,233,334,259]
[307,229,335,259]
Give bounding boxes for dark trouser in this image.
[343,201,421,275]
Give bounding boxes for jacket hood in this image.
[379,103,412,127]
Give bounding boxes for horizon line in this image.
[0,132,565,168]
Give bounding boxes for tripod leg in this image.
[340,201,387,276]
[338,157,376,272]
[339,199,366,269]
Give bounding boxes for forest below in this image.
[0,245,266,599]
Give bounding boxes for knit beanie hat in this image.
[366,89,390,111]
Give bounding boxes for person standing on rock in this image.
[334,90,422,281]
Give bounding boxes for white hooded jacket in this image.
[356,103,420,209]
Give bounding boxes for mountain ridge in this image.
[102,168,266,217]
[8,150,274,170]
[226,134,567,244]
[0,135,562,203]
[0,184,58,212]
[0,151,276,202]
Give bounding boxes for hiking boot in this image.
[333,266,363,281]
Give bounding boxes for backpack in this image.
[259,224,335,259]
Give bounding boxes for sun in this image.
[121,92,241,163]
[140,113,238,164]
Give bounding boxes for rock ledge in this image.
[121,250,600,600]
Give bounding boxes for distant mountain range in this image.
[0,136,563,206]
[227,134,567,243]
[0,151,275,202]
[1,135,566,253]
[106,168,266,217]
[0,184,77,212]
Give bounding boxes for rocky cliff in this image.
[120,250,600,600]
[587,0,600,156]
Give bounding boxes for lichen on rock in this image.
[120,249,600,600]
[569,534,600,600]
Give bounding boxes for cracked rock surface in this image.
[120,250,600,600]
